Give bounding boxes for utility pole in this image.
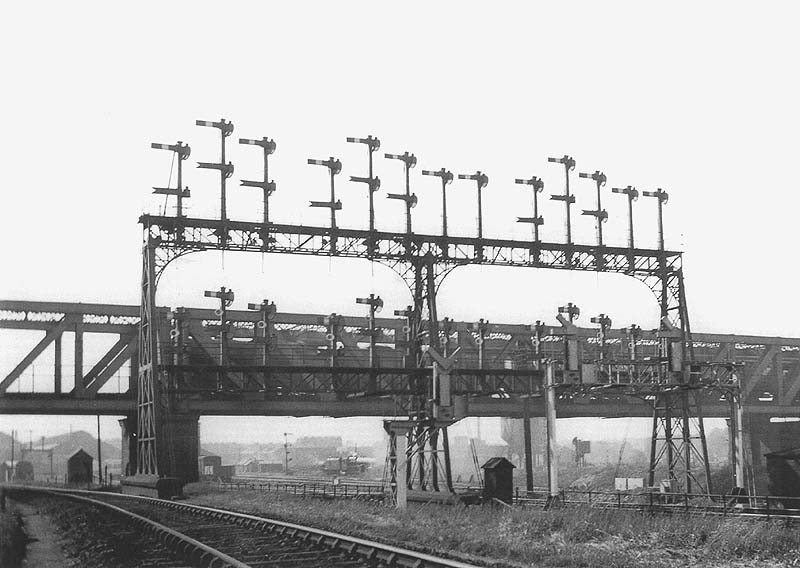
[97,415,102,486]
[283,433,291,475]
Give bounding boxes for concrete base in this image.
[406,490,479,505]
[121,475,184,499]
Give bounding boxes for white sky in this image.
[1,2,797,446]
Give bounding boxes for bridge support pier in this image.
[119,415,137,477]
[163,413,200,484]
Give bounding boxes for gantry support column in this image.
[646,265,714,495]
[728,390,745,489]
[136,242,161,478]
[127,241,185,497]
[545,361,559,503]
[523,397,534,493]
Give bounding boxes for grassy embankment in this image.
[186,483,800,568]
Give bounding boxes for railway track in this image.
[516,494,800,521]
[3,486,480,567]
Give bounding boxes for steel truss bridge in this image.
[2,298,797,417]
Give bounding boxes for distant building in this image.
[1,461,14,482]
[20,447,55,481]
[67,449,93,485]
[236,458,261,474]
[14,461,34,482]
[293,436,342,468]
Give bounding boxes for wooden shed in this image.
[199,454,222,479]
[482,457,516,504]
[67,449,93,485]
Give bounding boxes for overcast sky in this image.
[1,2,797,445]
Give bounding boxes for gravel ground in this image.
[0,510,26,568]
[9,494,190,567]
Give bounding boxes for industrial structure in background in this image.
[3,119,798,505]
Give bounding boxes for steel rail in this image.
[515,495,800,521]
[8,486,481,568]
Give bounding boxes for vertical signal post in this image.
[642,188,669,251]
[471,318,490,369]
[515,176,545,240]
[611,185,639,249]
[548,155,577,245]
[457,171,490,240]
[532,320,546,370]
[590,313,613,373]
[385,151,418,238]
[394,305,415,368]
[557,302,581,371]
[150,141,191,222]
[204,286,235,391]
[248,299,276,370]
[626,324,642,380]
[421,167,454,241]
[239,136,277,229]
[558,302,581,324]
[196,119,235,227]
[578,170,608,248]
[347,136,381,236]
[356,294,383,369]
[308,157,343,253]
[515,176,545,262]
[322,314,344,368]
[458,171,489,260]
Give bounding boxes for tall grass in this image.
[185,484,800,567]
